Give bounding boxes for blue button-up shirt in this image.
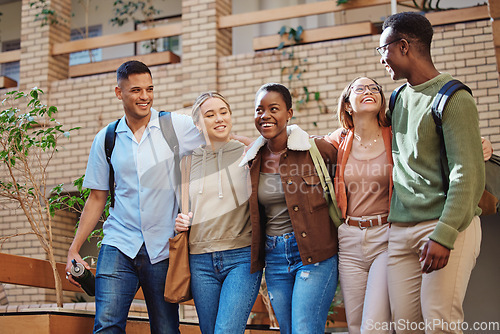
[83,109,204,264]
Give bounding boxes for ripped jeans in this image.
[264,232,338,334]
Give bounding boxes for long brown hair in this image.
[337,77,389,130]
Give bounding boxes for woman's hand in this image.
[175,212,193,233]
[481,137,493,161]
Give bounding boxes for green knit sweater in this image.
[388,73,484,249]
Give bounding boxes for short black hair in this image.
[382,12,433,55]
[255,83,293,110]
[116,60,152,83]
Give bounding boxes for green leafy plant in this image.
[29,0,62,26]
[49,175,108,252]
[0,88,79,307]
[277,25,328,114]
[111,0,163,52]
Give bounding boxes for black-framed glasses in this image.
[351,84,382,95]
[376,38,404,56]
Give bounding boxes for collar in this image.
[239,124,311,166]
[117,108,159,133]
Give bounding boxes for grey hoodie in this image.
[188,140,252,254]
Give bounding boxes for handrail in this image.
[425,5,489,26]
[52,23,182,56]
[219,0,393,29]
[253,21,376,51]
[0,252,269,313]
[0,50,21,64]
[68,51,180,78]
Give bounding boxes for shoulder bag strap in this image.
[105,119,120,207]
[431,79,472,195]
[180,155,192,214]
[309,138,342,227]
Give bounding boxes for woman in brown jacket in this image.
[239,83,339,334]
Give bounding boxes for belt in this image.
[345,214,389,229]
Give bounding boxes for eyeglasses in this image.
[351,84,382,94]
[376,38,403,56]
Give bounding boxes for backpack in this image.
[389,79,499,215]
[104,111,180,207]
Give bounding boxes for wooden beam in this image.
[489,1,500,20]
[0,252,86,293]
[493,21,500,47]
[253,22,376,51]
[426,5,489,26]
[0,50,21,64]
[0,76,18,88]
[0,252,145,299]
[68,51,180,78]
[52,24,182,56]
[219,0,392,29]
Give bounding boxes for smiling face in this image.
[254,90,292,142]
[115,72,153,121]
[198,97,232,145]
[347,77,382,117]
[379,27,407,81]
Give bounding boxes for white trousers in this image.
[338,223,391,334]
[387,217,481,334]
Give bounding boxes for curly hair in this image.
[382,12,433,56]
[255,83,293,110]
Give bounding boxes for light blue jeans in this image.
[94,244,179,334]
[264,232,338,334]
[189,246,263,334]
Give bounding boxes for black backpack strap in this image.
[105,119,120,207]
[158,111,181,196]
[431,79,472,195]
[389,83,407,114]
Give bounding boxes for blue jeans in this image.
[189,246,263,334]
[94,244,179,334]
[264,232,338,334]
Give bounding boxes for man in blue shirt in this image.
[65,60,203,333]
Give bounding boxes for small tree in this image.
[0,88,78,307]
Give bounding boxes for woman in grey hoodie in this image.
[174,92,262,334]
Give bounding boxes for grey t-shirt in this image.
[258,173,293,236]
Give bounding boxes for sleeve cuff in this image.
[428,221,459,250]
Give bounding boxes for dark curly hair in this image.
[382,12,433,56]
[255,83,293,110]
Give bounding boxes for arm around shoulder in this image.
[323,128,344,149]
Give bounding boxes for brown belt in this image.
[345,214,389,229]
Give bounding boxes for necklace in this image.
[267,145,288,155]
[355,132,381,149]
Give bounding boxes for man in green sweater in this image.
[378,12,484,334]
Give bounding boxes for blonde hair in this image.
[191,91,232,124]
[337,77,389,130]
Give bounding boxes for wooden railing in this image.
[0,252,274,332]
[0,252,347,333]
[0,2,491,80]
[219,0,393,29]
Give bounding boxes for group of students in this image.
[65,12,490,334]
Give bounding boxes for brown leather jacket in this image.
[240,125,339,273]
